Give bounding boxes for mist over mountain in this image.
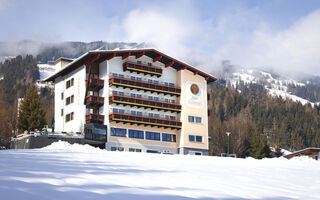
[0,40,146,63]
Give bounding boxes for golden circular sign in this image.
[191,84,199,95]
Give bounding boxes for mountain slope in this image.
[224,68,320,106]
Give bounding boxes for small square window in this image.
[189,135,195,142]
[188,116,195,123]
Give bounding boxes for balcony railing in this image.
[85,95,104,109]
[86,78,104,91]
[109,94,181,113]
[85,114,104,124]
[123,61,162,77]
[109,112,182,130]
[109,77,181,96]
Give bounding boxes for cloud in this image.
[117,6,320,76]
[209,9,320,76]
[120,8,199,58]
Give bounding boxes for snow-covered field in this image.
[0,141,319,200]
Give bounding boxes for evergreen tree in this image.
[17,85,46,131]
[249,134,271,159]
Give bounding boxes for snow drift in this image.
[0,141,319,200]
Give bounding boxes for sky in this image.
[1,0,320,75]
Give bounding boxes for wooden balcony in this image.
[86,78,104,91]
[123,61,162,77]
[109,77,181,96]
[109,112,182,130]
[109,94,181,113]
[85,114,104,124]
[85,95,104,109]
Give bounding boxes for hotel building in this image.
[45,49,217,155]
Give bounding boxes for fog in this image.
[1,0,320,78]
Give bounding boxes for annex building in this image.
[45,49,217,155]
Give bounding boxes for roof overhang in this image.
[44,49,217,83]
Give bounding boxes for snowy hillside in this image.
[0,141,319,200]
[38,63,55,80]
[228,69,319,106]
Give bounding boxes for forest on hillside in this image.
[0,55,53,148]
[208,81,320,157]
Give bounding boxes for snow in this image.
[38,64,55,80]
[1,141,319,200]
[229,69,313,106]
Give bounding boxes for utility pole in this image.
[226,132,231,157]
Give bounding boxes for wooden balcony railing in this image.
[85,95,104,109]
[85,114,104,124]
[109,94,181,112]
[86,78,104,91]
[109,77,181,96]
[123,61,162,77]
[109,112,182,129]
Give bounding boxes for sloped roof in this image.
[44,49,217,83]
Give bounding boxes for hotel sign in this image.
[186,81,203,108]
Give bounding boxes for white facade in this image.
[49,49,215,155]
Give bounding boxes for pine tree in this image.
[17,85,46,131]
[249,134,271,159]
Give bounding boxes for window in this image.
[119,91,124,95]
[188,116,202,123]
[113,108,118,113]
[129,148,142,152]
[112,90,118,95]
[164,82,169,86]
[137,111,142,116]
[131,111,136,115]
[111,147,124,151]
[170,116,176,120]
[165,115,170,119]
[71,95,74,103]
[129,129,144,139]
[137,94,142,98]
[66,97,70,105]
[196,136,202,142]
[71,112,74,120]
[154,97,159,101]
[148,96,153,100]
[189,135,202,143]
[66,113,71,122]
[137,61,142,64]
[66,80,70,89]
[130,93,136,97]
[148,63,152,66]
[61,92,64,100]
[148,113,154,117]
[154,114,160,118]
[130,76,136,80]
[148,79,153,83]
[61,109,63,116]
[112,73,118,77]
[119,109,125,113]
[119,74,124,78]
[153,80,159,84]
[169,83,175,86]
[189,135,195,142]
[188,116,195,123]
[71,78,74,86]
[111,127,127,137]
[170,99,176,103]
[165,98,169,102]
[136,77,142,81]
[111,147,117,151]
[162,133,176,142]
[146,131,160,141]
[118,147,124,151]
